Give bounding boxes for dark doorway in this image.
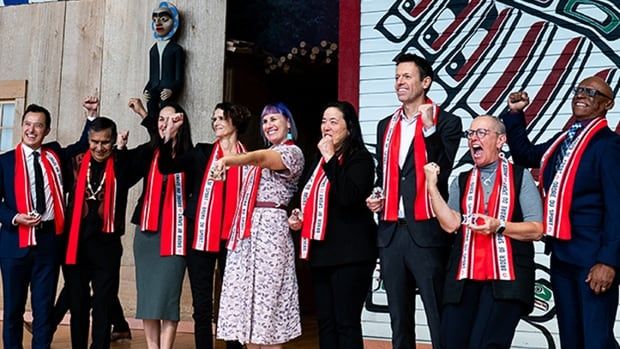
[223,0,339,155]
[223,0,340,315]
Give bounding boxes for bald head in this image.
[583,76,613,97]
[572,76,615,120]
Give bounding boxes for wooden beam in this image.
[0,80,27,100]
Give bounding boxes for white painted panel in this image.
[360,1,620,347]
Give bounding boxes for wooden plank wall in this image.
[0,0,226,321]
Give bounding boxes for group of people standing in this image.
[365,53,620,349]
[0,51,618,349]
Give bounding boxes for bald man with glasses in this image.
[501,76,620,349]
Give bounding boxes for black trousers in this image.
[312,261,375,349]
[65,235,122,349]
[53,274,129,332]
[379,224,448,349]
[440,281,523,349]
[186,246,217,349]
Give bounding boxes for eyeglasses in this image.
[573,86,612,99]
[464,128,497,139]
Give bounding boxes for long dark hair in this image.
[324,101,365,158]
[159,102,193,155]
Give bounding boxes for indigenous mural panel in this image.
[359,1,620,348]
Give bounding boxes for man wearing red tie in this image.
[0,100,96,349]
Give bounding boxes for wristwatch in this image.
[496,219,506,235]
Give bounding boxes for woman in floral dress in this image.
[214,102,304,349]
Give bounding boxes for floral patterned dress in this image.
[217,144,304,345]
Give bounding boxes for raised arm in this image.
[61,96,99,159]
[424,162,461,232]
[500,92,556,168]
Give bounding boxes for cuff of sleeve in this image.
[12,214,18,226]
[597,245,620,269]
[423,125,436,137]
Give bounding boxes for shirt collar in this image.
[399,108,418,125]
[21,144,40,158]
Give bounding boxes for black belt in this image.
[397,218,407,225]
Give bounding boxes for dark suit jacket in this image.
[375,109,462,248]
[302,148,378,267]
[0,122,91,259]
[144,41,184,99]
[502,110,620,269]
[64,146,146,245]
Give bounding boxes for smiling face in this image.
[572,77,614,121]
[211,108,236,139]
[468,116,506,167]
[262,113,290,145]
[21,112,50,150]
[394,61,431,106]
[88,128,114,162]
[152,9,173,38]
[321,107,349,150]
[157,106,177,138]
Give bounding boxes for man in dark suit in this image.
[501,76,620,349]
[0,101,95,349]
[63,116,145,349]
[366,53,462,349]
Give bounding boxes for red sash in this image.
[539,117,607,240]
[458,157,516,281]
[65,151,117,265]
[14,144,65,247]
[193,141,245,252]
[227,165,260,251]
[140,149,186,256]
[381,100,439,221]
[299,155,341,260]
[227,141,294,250]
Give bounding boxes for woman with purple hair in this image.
[213,102,304,349]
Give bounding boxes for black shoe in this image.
[110,330,132,342]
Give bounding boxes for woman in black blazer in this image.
[289,101,377,349]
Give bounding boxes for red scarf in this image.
[227,141,294,250]
[299,155,341,260]
[540,117,607,240]
[65,151,117,265]
[14,144,65,247]
[381,100,439,221]
[227,165,260,251]
[458,157,515,281]
[193,141,245,252]
[140,149,186,256]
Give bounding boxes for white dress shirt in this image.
[396,109,436,218]
[21,144,54,221]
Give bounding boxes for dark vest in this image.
[443,165,535,314]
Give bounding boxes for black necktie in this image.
[32,151,46,214]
